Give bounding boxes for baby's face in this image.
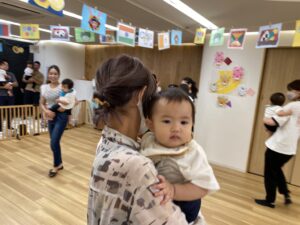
[62,84,69,93]
[148,98,193,148]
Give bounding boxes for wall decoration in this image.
[20,24,40,39]
[214,51,225,66]
[209,27,225,46]
[292,20,300,47]
[171,30,182,45]
[224,57,232,65]
[0,24,10,36]
[100,30,116,44]
[256,23,282,48]
[29,0,65,16]
[247,88,255,96]
[138,28,154,48]
[81,4,107,35]
[50,26,70,41]
[117,23,136,47]
[217,95,232,108]
[194,28,206,44]
[12,46,24,54]
[158,32,170,50]
[75,28,95,42]
[228,28,247,49]
[238,85,247,96]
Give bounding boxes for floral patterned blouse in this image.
[87,126,188,225]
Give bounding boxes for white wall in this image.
[33,40,85,82]
[194,31,295,172]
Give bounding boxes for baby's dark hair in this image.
[145,87,195,123]
[270,92,285,106]
[62,78,74,89]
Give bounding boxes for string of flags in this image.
[0,2,300,49]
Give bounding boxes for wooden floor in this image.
[0,126,299,225]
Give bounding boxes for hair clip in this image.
[94,98,110,107]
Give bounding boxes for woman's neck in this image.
[50,82,59,88]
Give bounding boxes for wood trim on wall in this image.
[85,45,203,89]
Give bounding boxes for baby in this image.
[50,78,76,113]
[264,92,285,133]
[23,62,35,89]
[141,88,219,224]
[0,68,13,96]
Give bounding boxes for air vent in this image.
[0,2,42,19]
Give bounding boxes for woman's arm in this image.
[277,109,292,116]
[40,95,55,119]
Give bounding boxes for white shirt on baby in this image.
[141,132,220,192]
[0,69,7,82]
[58,90,76,110]
[24,67,33,76]
[264,105,283,118]
[266,101,300,155]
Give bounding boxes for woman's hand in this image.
[151,175,175,205]
[45,109,55,120]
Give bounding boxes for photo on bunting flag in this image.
[194,28,206,44]
[158,32,170,50]
[171,30,182,45]
[28,0,65,16]
[292,20,300,47]
[117,23,136,47]
[138,28,154,48]
[50,26,70,41]
[81,4,107,35]
[209,27,225,46]
[0,24,10,37]
[228,28,247,49]
[256,23,282,48]
[20,24,40,39]
[100,30,116,44]
[75,28,96,43]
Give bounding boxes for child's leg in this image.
[173,199,201,223]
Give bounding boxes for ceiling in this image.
[0,0,300,42]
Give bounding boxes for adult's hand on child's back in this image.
[151,175,175,205]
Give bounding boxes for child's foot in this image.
[255,199,275,208]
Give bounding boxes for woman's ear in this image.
[145,118,154,132]
[137,86,147,103]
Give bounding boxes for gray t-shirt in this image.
[41,84,61,108]
[0,72,17,97]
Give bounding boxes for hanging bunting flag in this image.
[20,24,40,39]
[256,23,282,48]
[81,4,107,35]
[138,28,154,48]
[117,23,136,47]
[158,32,170,50]
[50,26,70,41]
[194,28,206,44]
[228,28,247,49]
[75,28,95,42]
[100,30,116,44]
[210,28,225,46]
[292,20,300,47]
[28,0,65,17]
[171,30,182,45]
[0,24,10,36]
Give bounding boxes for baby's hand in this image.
[151,175,175,205]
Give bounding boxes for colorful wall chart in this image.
[75,28,95,42]
[81,4,107,35]
[20,24,40,39]
[138,28,154,48]
[50,26,70,41]
[100,30,116,44]
[0,24,10,36]
[292,20,300,47]
[194,28,206,44]
[256,23,282,48]
[171,30,182,45]
[158,32,170,50]
[29,0,65,16]
[117,23,136,47]
[209,27,225,46]
[228,28,247,49]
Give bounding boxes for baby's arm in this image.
[56,97,70,105]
